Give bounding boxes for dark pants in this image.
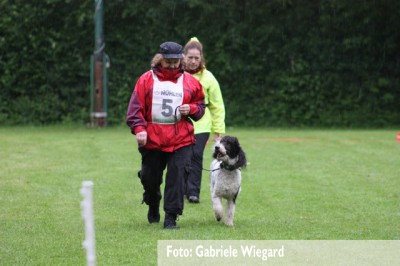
[139,145,192,215]
[186,133,210,198]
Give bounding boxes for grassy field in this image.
[1,126,399,265]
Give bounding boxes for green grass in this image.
[1,126,399,265]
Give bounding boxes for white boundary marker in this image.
[80,181,96,266]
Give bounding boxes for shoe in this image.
[147,205,160,224]
[163,213,179,229]
[188,195,200,204]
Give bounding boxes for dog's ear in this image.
[227,136,241,158]
[232,136,239,145]
[234,147,247,169]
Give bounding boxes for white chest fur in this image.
[210,160,242,200]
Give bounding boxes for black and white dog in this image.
[210,136,247,226]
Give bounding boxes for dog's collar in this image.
[220,162,239,171]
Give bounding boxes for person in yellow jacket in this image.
[183,37,226,203]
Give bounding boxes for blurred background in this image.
[1,0,399,127]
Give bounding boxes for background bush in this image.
[1,0,399,127]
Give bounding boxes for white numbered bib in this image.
[151,71,184,124]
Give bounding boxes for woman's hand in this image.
[213,133,222,142]
[136,131,147,147]
[179,104,190,116]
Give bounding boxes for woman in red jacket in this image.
[126,41,205,229]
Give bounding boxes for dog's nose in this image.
[215,146,220,150]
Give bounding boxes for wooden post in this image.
[91,0,107,127]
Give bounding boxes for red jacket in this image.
[126,66,205,152]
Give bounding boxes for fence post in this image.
[80,181,96,266]
[90,0,108,127]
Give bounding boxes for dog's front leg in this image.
[212,195,223,222]
[225,199,235,226]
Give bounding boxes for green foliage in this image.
[1,0,399,126]
[0,0,92,124]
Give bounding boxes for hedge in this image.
[1,0,399,127]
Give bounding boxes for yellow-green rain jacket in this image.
[191,67,225,134]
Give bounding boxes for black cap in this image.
[159,42,183,59]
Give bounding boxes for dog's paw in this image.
[225,221,234,227]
